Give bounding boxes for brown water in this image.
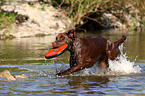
[0,30,145,95]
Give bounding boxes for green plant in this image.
[0,11,16,29]
[0,0,6,7]
[64,0,102,28]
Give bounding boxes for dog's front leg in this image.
[70,55,76,68]
[56,64,84,76]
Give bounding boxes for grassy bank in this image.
[0,9,15,30]
[0,0,144,34]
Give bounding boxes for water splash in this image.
[108,55,141,75]
[108,44,141,75]
[82,44,142,76]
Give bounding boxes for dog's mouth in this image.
[52,42,60,49]
[52,45,59,49]
[52,44,62,49]
[53,47,59,49]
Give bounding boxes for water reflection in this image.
[0,35,58,65]
[50,76,109,95]
[67,76,109,88]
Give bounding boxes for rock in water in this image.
[0,70,16,81]
[15,74,28,79]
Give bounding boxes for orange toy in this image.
[45,44,69,59]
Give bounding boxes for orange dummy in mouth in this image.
[45,44,69,59]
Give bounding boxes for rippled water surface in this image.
[0,30,145,95]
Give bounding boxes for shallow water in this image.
[0,30,145,95]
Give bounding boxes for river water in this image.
[0,30,145,95]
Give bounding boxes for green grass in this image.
[0,10,16,29]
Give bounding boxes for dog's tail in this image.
[114,35,126,46]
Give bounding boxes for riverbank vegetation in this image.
[0,0,145,39]
[50,0,145,30]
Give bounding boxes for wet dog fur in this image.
[52,29,126,76]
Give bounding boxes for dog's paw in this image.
[56,72,63,77]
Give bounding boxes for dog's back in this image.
[75,37,107,68]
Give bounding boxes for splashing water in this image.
[108,44,141,75]
[82,44,141,76]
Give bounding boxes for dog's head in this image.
[52,29,76,48]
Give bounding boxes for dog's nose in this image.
[52,42,58,48]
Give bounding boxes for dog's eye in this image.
[56,35,65,41]
[60,36,65,41]
[57,35,65,41]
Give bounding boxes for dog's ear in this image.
[68,29,75,39]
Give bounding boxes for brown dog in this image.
[52,29,126,76]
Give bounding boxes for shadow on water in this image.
[50,76,109,95]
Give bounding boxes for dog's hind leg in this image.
[99,56,109,69]
[98,56,109,73]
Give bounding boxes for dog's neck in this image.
[69,37,82,55]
